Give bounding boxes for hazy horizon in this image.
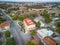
[0,0,60,2]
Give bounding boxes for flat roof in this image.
[37,28,53,38]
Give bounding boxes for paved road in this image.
[0,10,25,45]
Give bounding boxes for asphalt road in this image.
[0,10,25,45]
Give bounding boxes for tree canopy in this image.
[12,17,17,20]
[30,30,36,37]
[42,10,52,23]
[0,41,2,45]
[36,21,41,28]
[18,16,25,21]
[26,40,39,45]
[54,22,60,33]
[6,38,16,45]
[4,31,10,38]
[0,33,2,38]
[56,28,60,33]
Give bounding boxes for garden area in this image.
[0,30,16,45]
[42,10,52,23]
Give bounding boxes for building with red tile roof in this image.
[23,18,36,32]
[0,22,10,30]
[43,36,56,45]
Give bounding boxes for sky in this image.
[0,0,60,2]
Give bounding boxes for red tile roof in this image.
[23,18,35,26]
[0,22,10,28]
[44,36,56,45]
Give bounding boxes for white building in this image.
[37,28,54,39]
[34,17,45,27]
[23,18,36,32]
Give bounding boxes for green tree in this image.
[58,14,60,18]
[45,17,52,23]
[56,28,60,33]
[18,16,25,21]
[42,10,52,23]
[12,17,17,20]
[0,33,2,38]
[31,14,37,17]
[26,41,35,45]
[6,38,16,45]
[4,31,10,38]
[19,22,23,27]
[54,22,60,33]
[36,21,41,28]
[56,22,60,27]
[30,30,36,37]
[0,17,3,24]
[42,10,48,17]
[31,40,39,45]
[26,40,39,45]
[51,13,56,17]
[0,41,2,45]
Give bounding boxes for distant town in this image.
[0,2,60,45]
